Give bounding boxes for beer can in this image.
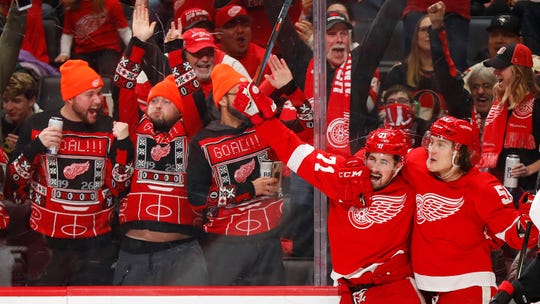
[47,117,63,155]
[504,154,520,189]
[260,161,272,178]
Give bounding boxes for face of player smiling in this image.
[426,136,454,176]
[69,87,103,124]
[366,152,400,190]
[326,23,350,68]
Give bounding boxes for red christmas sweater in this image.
[255,118,415,278]
[114,37,206,235]
[5,111,134,239]
[62,0,128,54]
[403,147,527,292]
[187,123,283,236]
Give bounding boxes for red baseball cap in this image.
[182,28,216,53]
[215,4,250,28]
[180,8,214,31]
[483,43,533,69]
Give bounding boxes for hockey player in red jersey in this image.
[232,82,424,303]
[402,116,539,303]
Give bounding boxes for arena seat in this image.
[467,16,491,67]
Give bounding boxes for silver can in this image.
[47,117,63,155]
[259,161,272,178]
[504,154,520,189]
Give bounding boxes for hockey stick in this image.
[253,0,293,85]
[516,221,533,279]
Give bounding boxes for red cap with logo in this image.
[483,43,533,69]
[182,28,216,53]
[215,4,250,28]
[180,8,213,31]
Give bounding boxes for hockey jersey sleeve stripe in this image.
[288,144,314,173]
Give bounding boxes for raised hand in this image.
[264,55,293,90]
[112,121,129,140]
[427,1,445,29]
[132,4,156,42]
[165,18,182,43]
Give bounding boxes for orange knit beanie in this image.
[147,75,183,113]
[60,60,103,101]
[210,64,249,106]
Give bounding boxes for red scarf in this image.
[305,54,352,156]
[480,94,536,168]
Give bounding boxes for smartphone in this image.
[15,0,32,11]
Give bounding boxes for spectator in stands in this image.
[466,65,497,139]
[214,4,269,79]
[186,64,285,285]
[481,43,540,194]
[54,0,132,78]
[402,0,470,72]
[267,0,404,155]
[379,84,429,147]
[112,5,208,285]
[180,27,250,98]
[4,59,134,285]
[486,14,523,60]
[295,1,360,51]
[382,2,471,123]
[1,72,41,156]
[0,0,26,143]
[462,13,540,91]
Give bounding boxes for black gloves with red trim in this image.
[233,82,278,126]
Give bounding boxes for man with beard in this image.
[4,59,134,285]
[112,5,208,285]
[186,60,308,285]
[265,0,405,155]
[113,74,208,286]
[231,87,424,303]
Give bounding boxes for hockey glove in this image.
[233,82,277,126]
[336,157,373,208]
[489,280,530,304]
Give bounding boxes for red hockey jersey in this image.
[403,147,525,292]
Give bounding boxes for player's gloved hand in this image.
[516,192,539,246]
[233,82,277,125]
[518,192,534,216]
[336,157,372,208]
[489,280,530,304]
[0,202,9,230]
